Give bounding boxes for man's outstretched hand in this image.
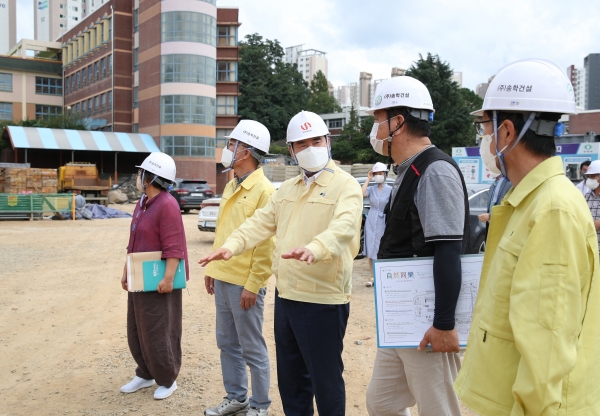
[281,247,315,264]
[198,248,233,267]
[417,326,459,353]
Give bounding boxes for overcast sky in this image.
[16,0,599,92]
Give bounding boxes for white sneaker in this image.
[154,381,177,400]
[247,408,269,416]
[120,376,155,393]
[205,397,250,416]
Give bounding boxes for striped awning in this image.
[3,126,160,153]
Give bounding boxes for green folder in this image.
[142,259,187,292]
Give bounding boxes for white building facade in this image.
[0,0,17,54]
[284,44,328,83]
[34,0,108,42]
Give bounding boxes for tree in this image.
[331,105,386,164]
[458,87,484,115]
[238,34,310,142]
[306,70,341,114]
[405,54,476,154]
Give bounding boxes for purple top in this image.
[126,191,189,280]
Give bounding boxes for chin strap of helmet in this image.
[386,109,406,171]
[494,111,537,177]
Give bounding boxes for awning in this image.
[2,126,160,153]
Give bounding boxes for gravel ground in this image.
[0,204,476,415]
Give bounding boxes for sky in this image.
[16,0,600,92]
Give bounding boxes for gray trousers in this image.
[214,279,271,409]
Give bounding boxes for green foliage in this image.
[331,105,387,164]
[458,87,484,115]
[269,143,290,156]
[405,53,477,154]
[306,70,341,114]
[238,34,311,142]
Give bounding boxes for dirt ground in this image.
[0,204,476,416]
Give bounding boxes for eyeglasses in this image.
[473,120,493,136]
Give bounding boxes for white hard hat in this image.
[472,59,577,117]
[586,160,600,175]
[365,76,435,120]
[286,110,330,143]
[372,162,388,173]
[225,120,271,153]
[136,152,177,182]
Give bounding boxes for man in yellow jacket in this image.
[454,59,600,415]
[200,111,363,416]
[203,120,275,416]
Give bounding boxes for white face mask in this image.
[136,173,144,193]
[374,175,385,184]
[586,178,600,190]
[220,147,235,168]
[370,120,389,156]
[295,146,330,172]
[479,125,508,177]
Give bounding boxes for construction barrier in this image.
[0,193,76,220]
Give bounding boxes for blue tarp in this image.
[86,204,132,219]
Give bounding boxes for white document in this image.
[373,255,484,348]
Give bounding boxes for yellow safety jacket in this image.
[455,157,600,415]
[206,167,275,294]
[222,160,363,304]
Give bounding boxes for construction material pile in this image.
[0,168,58,194]
[107,173,141,204]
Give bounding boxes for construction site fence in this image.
[0,193,75,220]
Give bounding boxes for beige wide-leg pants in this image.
[366,348,462,416]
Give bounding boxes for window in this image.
[76,102,81,114]
[133,9,139,33]
[101,57,106,77]
[60,4,64,8]
[72,17,78,21]
[328,119,344,128]
[76,71,80,89]
[108,54,112,74]
[94,96,99,114]
[82,67,87,86]
[133,48,138,72]
[161,12,216,46]
[108,17,112,40]
[60,24,65,28]
[82,101,87,116]
[94,61,99,80]
[108,91,113,110]
[60,14,65,18]
[0,73,13,92]
[88,64,93,83]
[161,95,216,125]
[36,77,63,95]
[133,87,138,108]
[216,128,232,148]
[73,6,78,11]
[161,136,216,157]
[216,61,236,82]
[71,75,75,92]
[101,94,106,112]
[0,102,12,121]
[217,25,237,47]
[217,96,237,115]
[35,105,62,120]
[65,76,70,95]
[88,98,93,116]
[133,124,138,133]
[161,54,216,85]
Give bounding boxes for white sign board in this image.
[373,255,483,348]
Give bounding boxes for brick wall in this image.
[569,112,600,135]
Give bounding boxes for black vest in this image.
[377,147,470,259]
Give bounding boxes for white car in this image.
[198,181,282,232]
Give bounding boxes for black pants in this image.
[274,290,349,416]
[127,290,182,388]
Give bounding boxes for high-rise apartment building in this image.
[284,44,328,83]
[59,0,241,191]
[584,53,600,110]
[0,0,17,54]
[452,72,463,88]
[34,0,109,42]
[391,67,405,77]
[566,65,586,109]
[359,72,372,107]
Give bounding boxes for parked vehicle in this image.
[170,179,213,213]
[197,181,283,232]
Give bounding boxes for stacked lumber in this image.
[0,168,58,194]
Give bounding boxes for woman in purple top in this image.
[119,152,188,400]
